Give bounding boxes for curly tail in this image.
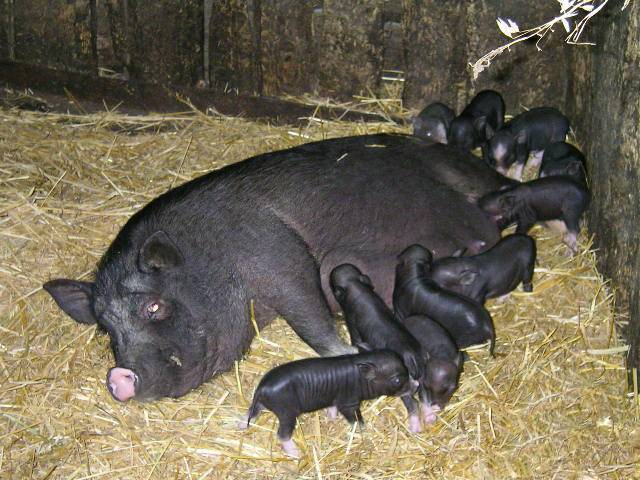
[245,392,264,429]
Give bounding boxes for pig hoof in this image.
[495,294,510,304]
[408,414,422,433]
[522,282,532,293]
[421,404,440,425]
[326,406,338,420]
[280,439,300,459]
[237,414,250,430]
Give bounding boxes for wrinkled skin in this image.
[428,234,537,303]
[329,264,424,381]
[393,245,496,354]
[412,102,455,144]
[479,177,590,254]
[398,315,463,430]
[241,351,417,458]
[487,107,570,180]
[43,134,510,402]
[538,141,588,187]
[448,90,505,158]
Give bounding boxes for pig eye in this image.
[391,376,402,386]
[143,300,169,321]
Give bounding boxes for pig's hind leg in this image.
[522,260,535,293]
[275,411,300,458]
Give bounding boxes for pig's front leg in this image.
[326,406,339,420]
[337,403,364,427]
[418,387,440,424]
[522,258,535,293]
[401,394,422,433]
[561,213,582,255]
[515,219,535,235]
[252,229,356,357]
[512,141,529,180]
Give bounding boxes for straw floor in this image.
[1,103,638,479]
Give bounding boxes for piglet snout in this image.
[107,367,138,401]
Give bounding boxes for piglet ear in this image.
[473,116,488,137]
[567,162,582,176]
[43,279,97,325]
[355,342,373,353]
[459,269,478,286]
[359,274,374,289]
[499,193,517,210]
[356,361,378,381]
[332,285,346,301]
[138,231,184,273]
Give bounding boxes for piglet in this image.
[538,141,587,187]
[412,102,455,144]
[330,264,426,431]
[241,351,416,458]
[428,234,536,303]
[478,177,590,254]
[399,315,463,427]
[448,90,505,157]
[393,245,496,354]
[487,107,570,180]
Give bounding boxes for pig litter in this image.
[0,97,638,480]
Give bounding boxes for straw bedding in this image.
[0,102,637,479]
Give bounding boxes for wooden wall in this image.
[1,0,569,111]
[566,1,640,370]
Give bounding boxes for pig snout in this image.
[107,367,138,401]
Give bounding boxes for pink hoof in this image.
[280,438,300,459]
[421,403,440,425]
[326,406,339,420]
[408,414,422,433]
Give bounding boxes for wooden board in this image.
[261,0,315,96]
[12,0,94,72]
[566,1,640,368]
[316,0,384,100]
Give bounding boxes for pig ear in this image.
[357,361,378,381]
[138,231,184,273]
[567,162,582,176]
[355,342,373,352]
[332,285,346,300]
[459,269,478,286]
[473,116,489,137]
[359,274,374,289]
[43,279,97,325]
[499,193,517,210]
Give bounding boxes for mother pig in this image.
[44,133,510,402]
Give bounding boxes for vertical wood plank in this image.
[13,0,93,72]
[261,0,315,96]
[402,0,467,111]
[566,2,640,369]
[209,0,261,93]
[317,0,384,100]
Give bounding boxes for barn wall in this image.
[0,1,569,110]
[566,1,640,369]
